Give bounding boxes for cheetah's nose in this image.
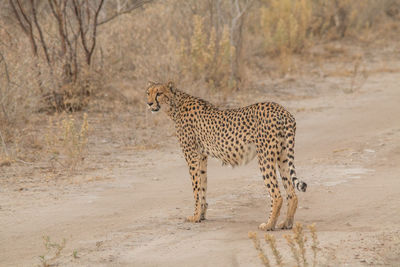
[147,102,153,107]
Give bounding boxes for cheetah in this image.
[146,81,307,231]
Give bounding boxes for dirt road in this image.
[1,72,400,266]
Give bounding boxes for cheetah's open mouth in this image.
[150,106,160,112]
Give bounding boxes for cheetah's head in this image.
[146,81,174,113]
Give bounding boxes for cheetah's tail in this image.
[284,119,307,192]
[293,175,307,192]
[288,154,307,192]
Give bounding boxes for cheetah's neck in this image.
[166,89,216,122]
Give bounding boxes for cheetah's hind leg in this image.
[277,150,298,230]
[256,140,283,231]
[277,124,299,229]
[278,152,298,229]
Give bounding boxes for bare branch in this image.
[64,3,81,81]
[72,0,104,65]
[9,0,28,34]
[97,0,153,26]
[48,0,57,17]
[232,0,253,21]
[72,0,89,61]
[89,0,105,65]
[86,0,91,29]
[48,0,68,56]
[31,0,51,64]
[0,51,11,123]
[0,52,10,84]
[16,0,33,29]
[0,26,13,48]
[0,128,9,157]
[10,0,38,56]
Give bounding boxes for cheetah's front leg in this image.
[199,155,208,220]
[184,150,203,223]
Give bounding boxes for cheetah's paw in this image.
[200,203,208,221]
[278,219,293,230]
[186,214,201,223]
[258,222,275,231]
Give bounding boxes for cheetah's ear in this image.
[147,80,156,87]
[167,81,175,92]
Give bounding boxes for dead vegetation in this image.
[1,3,400,266]
[45,112,89,171]
[1,0,400,176]
[38,236,66,267]
[248,223,320,267]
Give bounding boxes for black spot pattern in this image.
[146,81,307,229]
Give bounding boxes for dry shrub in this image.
[310,0,396,39]
[97,1,182,86]
[0,35,96,166]
[265,234,284,267]
[39,236,66,267]
[308,223,319,267]
[287,222,308,266]
[179,15,235,91]
[259,0,312,75]
[248,231,271,267]
[261,0,312,55]
[257,0,396,75]
[45,113,89,171]
[1,0,399,169]
[0,31,43,163]
[283,234,302,266]
[0,0,109,117]
[260,0,395,51]
[98,0,245,95]
[40,68,104,113]
[0,34,40,123]
[249,223,321,267]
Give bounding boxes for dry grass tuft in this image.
[39,236,66,267]
[249,231,271,267]
[178,15,235,91]
[259,0,312,75]
[265,233,284,267]
[308,223,320,267]
[257,0,396,75]
[284,233,302,266]
[260,0,312,55]
[293,222,308,266]
[45,113,89,172]
[249,223,321,267]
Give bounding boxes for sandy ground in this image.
[1,70,400,266]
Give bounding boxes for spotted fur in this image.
[146,81,307,230]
